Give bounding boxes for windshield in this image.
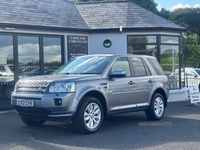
[54,55,112,74]
[195,69,200,75]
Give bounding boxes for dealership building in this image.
[0,0,187,109]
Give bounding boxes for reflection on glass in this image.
[0,35,13,64]
[128,36,156,44]
[160,45,179,89]
[161,36,178,44]
[0,35,14,102]
[128,45,157,57]
[18,36,39,77]
[55,55,111,74]
[44,37,62,74]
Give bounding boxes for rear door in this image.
[130,57,153,106]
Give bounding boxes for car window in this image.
[147,58,164,75]
[111,57,131,77]
[195,69,200,75]
[131,57,147,77]
[143,59,151,76]
[58,55,111,74]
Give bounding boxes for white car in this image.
[171,67,200,87]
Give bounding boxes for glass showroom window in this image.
[43,37,62,75]
[18,36,40,77]
[0,34,14,103]
[127,36,157,58]
[160,36,179,89]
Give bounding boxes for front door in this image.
[108,57,137,111]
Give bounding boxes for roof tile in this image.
[0,0,185,30]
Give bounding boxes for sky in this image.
[154,0,200,11]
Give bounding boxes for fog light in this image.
[53,98,62,106]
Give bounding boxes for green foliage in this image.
[169,8,200,36]
[159,8,170,19]
[183,34,200,68]
[130,0,159,14]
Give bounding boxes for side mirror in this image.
[109,69,126,78]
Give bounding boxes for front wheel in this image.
[2,85,14,100]
[145,93,165,120]
[73,96,104,134]
[20,117,46,126]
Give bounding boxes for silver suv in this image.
[11,54,169,134]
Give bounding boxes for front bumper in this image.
[11,92,78,121]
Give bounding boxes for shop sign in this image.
[67,35,88,60]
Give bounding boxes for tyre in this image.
[73,96,104,134]
[2,85,14,100]
[145,93,165,120]
[20,117,46,126]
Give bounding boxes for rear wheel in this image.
[73,96,104,134]
[145,93,165,120]
[20,117,46,126]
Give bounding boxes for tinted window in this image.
[147,58,164,75]
[111,57,131,77]
[143,61,151,76]
[161,36,178,44]
[128,36,156,44]
[131,57,146,76]
[195,69,200,75]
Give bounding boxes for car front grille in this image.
[16,80,50,93]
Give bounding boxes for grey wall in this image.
[89,33,127,54]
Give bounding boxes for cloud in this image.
[157,4,163,11]
[170,3,200,11]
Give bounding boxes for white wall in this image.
[89,33,127,54]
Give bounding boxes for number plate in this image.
[17,99,34,107]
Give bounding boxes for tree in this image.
[131,0,159,15]
[183,34,200,68]
[169,8,200,36]
[159,8,170,19]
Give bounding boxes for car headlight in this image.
[49,82,75,93]
[14,80,20,92]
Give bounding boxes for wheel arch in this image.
[152,88,168,107]
[77,90,107,118]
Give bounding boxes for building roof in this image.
[0,0,88,29]
[0,0,185,31]
[76,1,185,30]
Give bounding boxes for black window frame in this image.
[0,32,64,83]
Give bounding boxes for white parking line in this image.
[0,110,14,114]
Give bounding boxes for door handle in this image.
[128,81,135,85]
[148,79,154,83]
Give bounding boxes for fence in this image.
[168,76,200,89]
[184,77,200,88]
